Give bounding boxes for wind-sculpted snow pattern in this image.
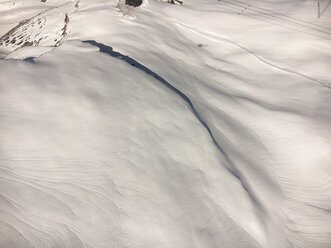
[0,1,331,248]
[82,39,246,185]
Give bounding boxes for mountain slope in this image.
[0,1,330,248]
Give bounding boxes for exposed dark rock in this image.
[168,0,183,4]
[125,0,142,7]
[22,41,33,47]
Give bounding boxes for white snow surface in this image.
[0,0,331,248]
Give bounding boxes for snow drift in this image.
[0,0,330,248]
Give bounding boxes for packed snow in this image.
[0,0,330,248]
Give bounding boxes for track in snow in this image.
[218,0,331,40]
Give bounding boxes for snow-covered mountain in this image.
[0,1,330,247]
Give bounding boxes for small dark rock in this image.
[22,41,33,47]
[125,0,142,7]
[169,0,183,4]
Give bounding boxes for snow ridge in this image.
[82,39,258,204]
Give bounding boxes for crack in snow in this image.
[81,39,262,208]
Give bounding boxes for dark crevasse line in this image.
[82,40,227,156]
[82,40,260,206]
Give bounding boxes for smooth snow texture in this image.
[0,0,331,248]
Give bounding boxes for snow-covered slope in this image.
[0,1,330,248]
